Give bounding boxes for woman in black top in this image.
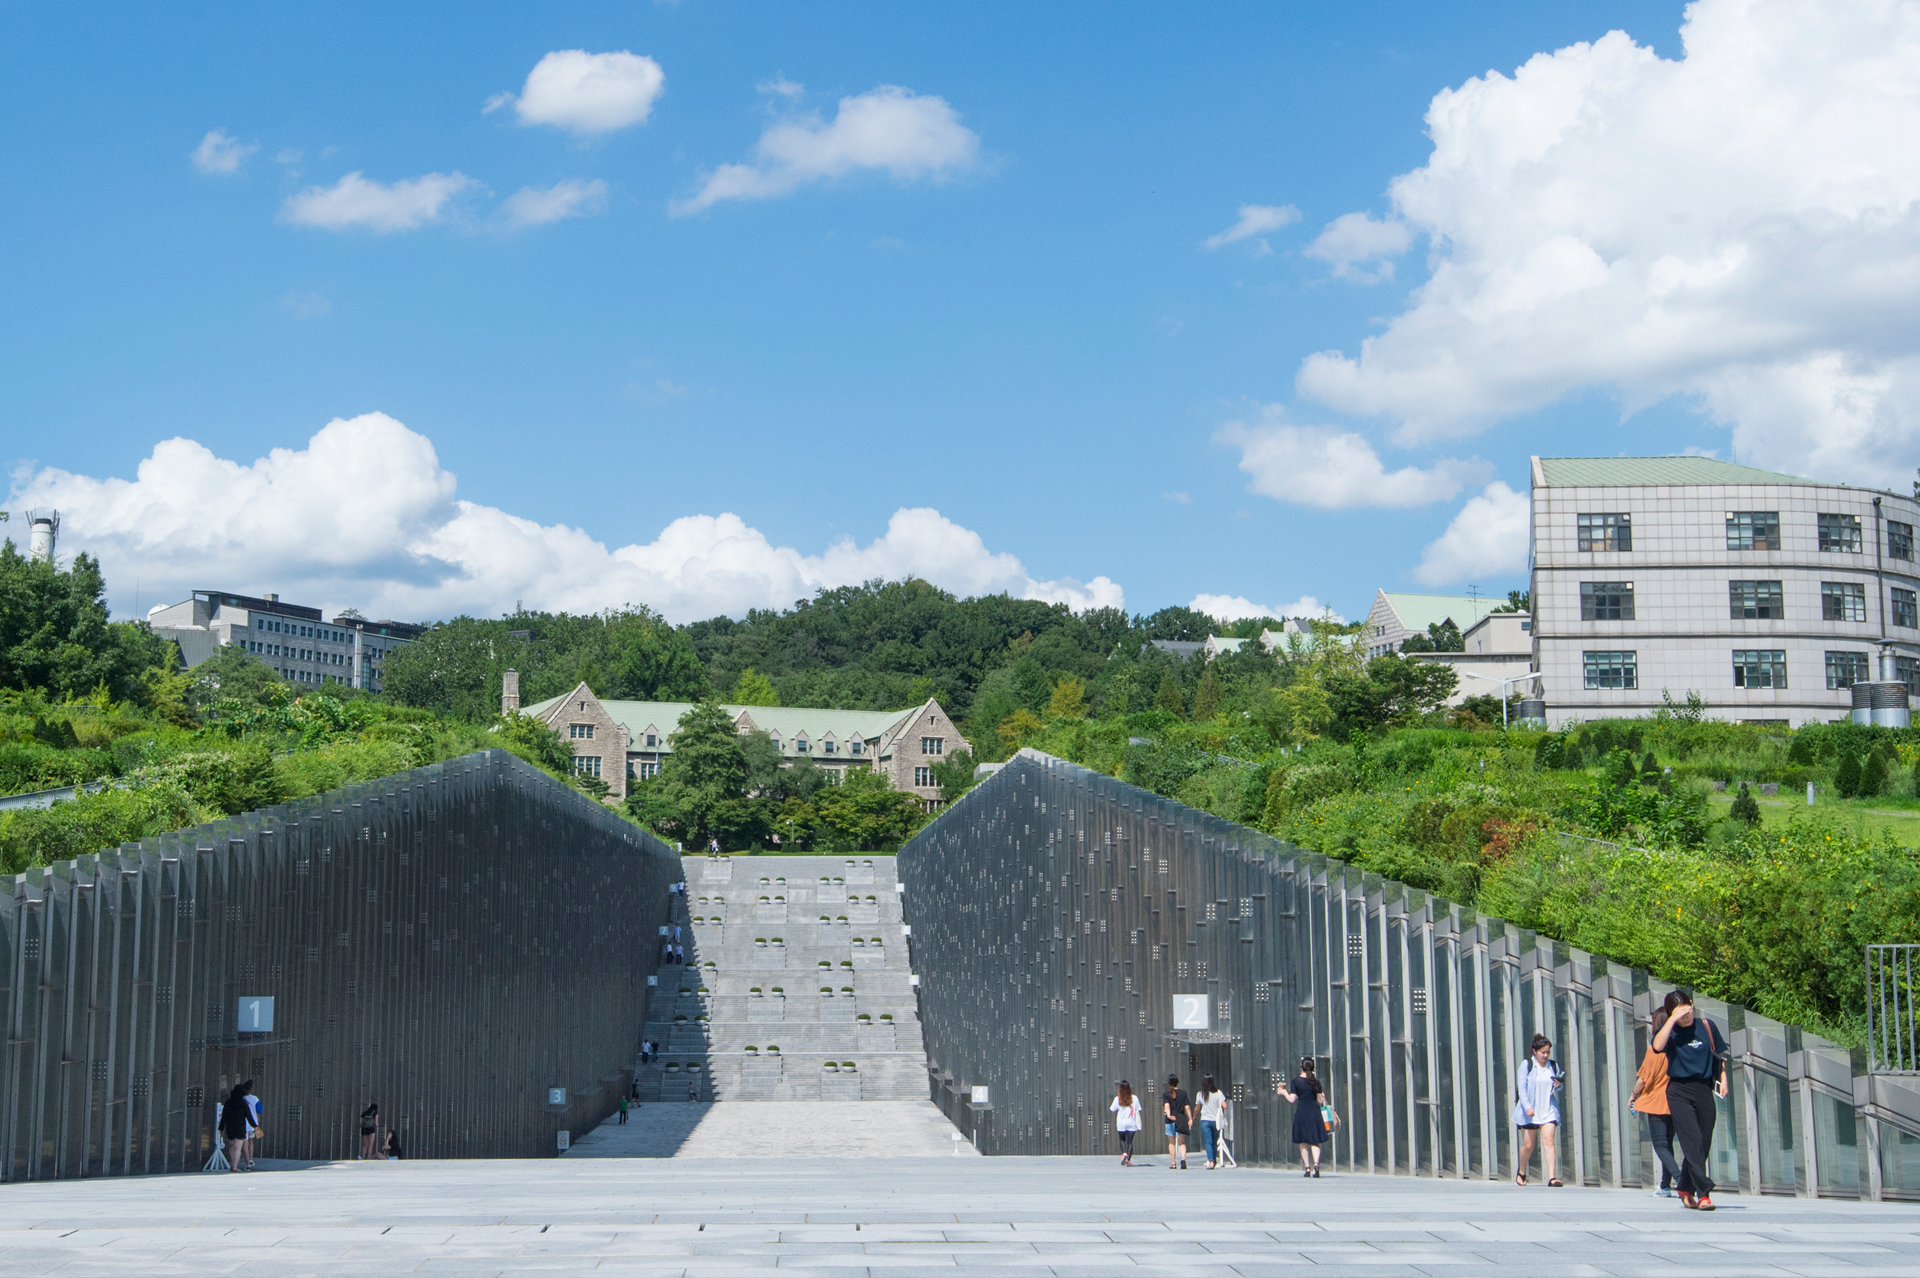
[384,1128,405,1160]
[360,1102,380,1161]
[1278,1057,1329,1177]
[219,1082,253,1172]
[1650,990,1728,1211]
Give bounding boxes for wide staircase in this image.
[635,855,929,1103]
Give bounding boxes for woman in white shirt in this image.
[1196,1075,1230,1170]
[1110,1080,1142,1166]
[1513,1033,1564,1186]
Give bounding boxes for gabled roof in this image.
[521,693,936,758]
[1532,456,1816,488]
[1375,591,1493,635]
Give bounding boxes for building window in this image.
[1579,581,1635,621]
[1826,651,1871,690]
[1891,520,1916,562]
[1818,512,1863,552]
[634,760,659,779]
[645,734,657,748]
[1725,511,1781,551]
[1583,651,1638,690]
[570,723,595,739]
[795,738,809,752]
[823,740,837,754]
[1896,588,1920,629]
[1897,656,1919,696]
[1731,650,1788,689]
[1576,513,1632,552]
[1728,580,1785,620]
[851,741,864,756]
[913,766,935,787]
[571,755,602,778]
[921,737,944,755]
[1820,582,1867,622]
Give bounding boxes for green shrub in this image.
[1861,751,1889,799]
[1836,753,1862,799]
[0,782,209,874]
[1730,783,1761,826]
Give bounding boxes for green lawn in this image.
[1707,788,1920,846]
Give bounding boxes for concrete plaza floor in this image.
[3,1153,1919,1277]
[564,1100,979,1159]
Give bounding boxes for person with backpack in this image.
[1651,989,1728,1210]
[1513,1033,1564,1186]
[1109,1080,1142,1165]
[1631,1004,1683,1198]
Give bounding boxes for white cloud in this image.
[1203,204,1300,250]
[672,85,980,215]
[1412,482,1530,585]
[1303,212,1413,282]
[1294,0,1920,486]
[191,129,256,176]
[281,171,475,233]
[500,178,608,228]
[492,50,665,135]
[9,414,1122,623]
[1215,405,1489,508]
[758,76,805,99]
[1190,593,1345,624]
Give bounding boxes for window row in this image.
[254,618,358,643]
[913,765,937,787]
[240,640,350,666]
[1577,580,1918,626]
[1575,510,1914,557]
[1582,649,1895,692]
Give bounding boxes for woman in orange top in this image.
[1630,1005,1682,1198]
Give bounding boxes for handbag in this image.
[1320,1102,1341,1131]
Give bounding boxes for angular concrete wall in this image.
[901,749,1920,1199]
[0,749,679,1180]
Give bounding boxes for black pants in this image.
[1117,1130,1135,1155]
[1645,1112,1681,1188]
[1667,1079,1717,1195]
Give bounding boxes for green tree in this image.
[1730,782,1761,827]
[732,667,779,706]
[1046,675,1087,721]
[0,545,171,701]
[187,643,285,718]
[998,707,1044,753]
[493,710,574,777]
[1153,666,1187,717]
[930,748,979,803]
[811,767,927,850]
[1861,750,1889,799]
[1835,752,1862,799]
[1192,664,1223,720]
[642,699,749,848]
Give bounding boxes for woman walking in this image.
[1631,1004,1683,1198]
[219,1082,253,1172]
[1651,990,1728,1211]
[1278,1057,1329,1177]
[1513,1033,1563,1186]
[1110,1081,1142,1165]
[1196,1076,1229,1170]
[359,1102,380,1160]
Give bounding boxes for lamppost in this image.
[1458,669,1543,728]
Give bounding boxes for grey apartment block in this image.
[1530,456,1920,726]
[146,589,421,693]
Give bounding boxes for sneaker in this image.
[1180,1160,1188,1170]
[1651,1187,1672,1198]
[1695,1195,1716,1212]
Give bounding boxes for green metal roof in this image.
[1534,456,1816,488]
[521,695,926,757]
[1377,592,1493,634]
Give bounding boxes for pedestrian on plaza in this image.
[688,1076,700,1103]
[708,837,720,856]
[359,1102,380,1160]
[675,943,685,965]
[640,1039,652,1065]
[1110,1080,1142,1165]
[1279,1057,1329,1177]
[1196,1076,1229,1170]
[618,1095,630,1125]
[1513,1033,1564,1187]
[1161,1074,1193,1171]
[384,1128,405,1160]
[673,924,682,942]
[219,1081,252,1172]
[1651,989,1728,1211]
[1631,1003,1682,1198]
[242,1080,263,1171]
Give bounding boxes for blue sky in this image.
[7,0,1915,625]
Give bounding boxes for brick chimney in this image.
[502,669,520,716]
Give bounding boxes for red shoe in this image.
[1678,1192,1698,1209]
[1695,1195,1715,1211]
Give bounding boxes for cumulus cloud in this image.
[1190,593,1345,624]
[672,85,979,215]
[1294,0,1920,486]
[1412,482,1530,585]
[8,414,1122,623]
[281,171,475,233]
[489,50,665,134]
[191,129,257,176]
[500,178,608,228]
[1202,204,1300,250]
[1215,405,1489,508]
[1303,212,1414,282]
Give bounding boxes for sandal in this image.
[1547,1178,1563,1187]
[1515,1173,1527,1186]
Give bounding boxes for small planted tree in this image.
[1861,750,1889,799]
[1729,783,1761,827]
[1835,752,1862,799]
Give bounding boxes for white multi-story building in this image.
[147,590,421,693]
[1530,457,1920,726]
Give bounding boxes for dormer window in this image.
[646,734,658,748]
[769,735,782,751]
[823,739,837,754]
[795,737,810,753]
[851,741,864,755]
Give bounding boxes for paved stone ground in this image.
[5,1155,1920,1277]
[564,1100,980,1159]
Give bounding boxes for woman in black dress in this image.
[1278,1056,1329,1177]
